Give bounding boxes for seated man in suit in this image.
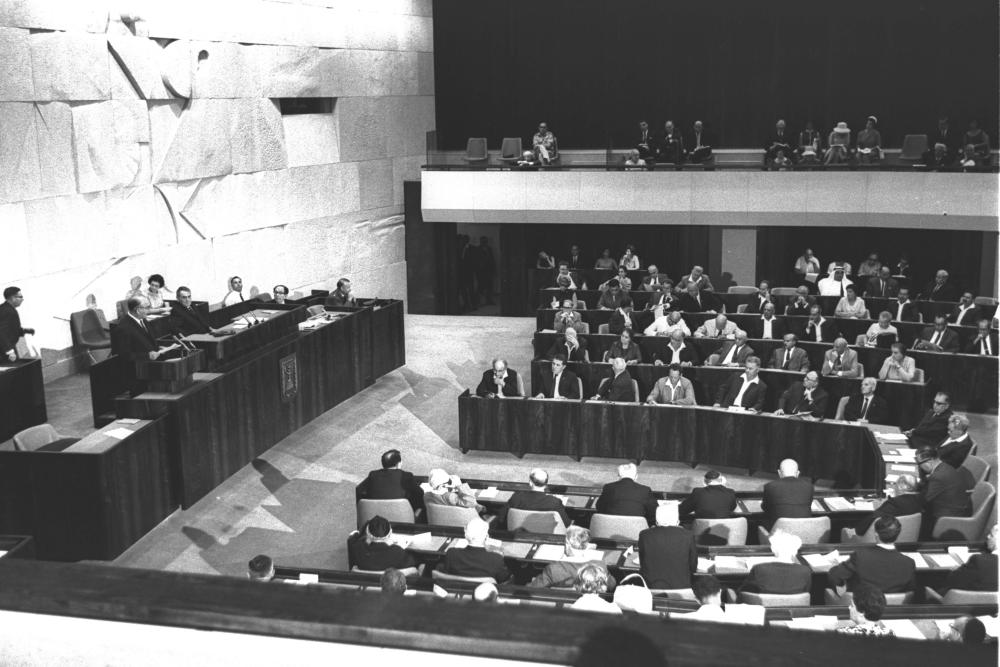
[358,449,422,510]
[528,526,614,590]
[890,287,921,323]
[739,530,811,595]
[644,308,690,338]
[942,524,997,592]
[864,266,899,299]
[595,462,657,523]
[111,296,181,396]
[677,283,719,314]
[554,262,583,291]
[348,516,419,575]
[904,392,953,449]
[784,286,815,317]
[846,474,924,537]
[641,264,672,292]
[769,333,810,371]
[645,280,678,316]
[877,343,916,382]
[596,280,632,311]
[653,329,699,367]
[821,337,862,378]
[965,319,998,356]
[328,278,356,307]
[913,315,960,353]
[761,459,813,528]
[439,518,510,582]
[591,357,635,402]
[744,281,773,314]
[842,377,889,424]
[694,314,737,339]
[424,468,484,514]
[553,299,583,333]
[713,356,767,412]
[475,358,522,398]
[646,363,697,405]
[937,413,974,469]
[535,355,581,400]
[916,446,972,538]
[546,327,589,363]
[751,302,786,340]
[774,371,828,419]
[686,120,714,163]
[706,329,754,367]
[498,468,571,529]
[171,286,235,337]
[802,305,838,343]
[678,470,736,519]
[950,292,980,326]
[676,264,716,293]
[921,269,960,302]
[828,516,916,595]
[636,504,697,590]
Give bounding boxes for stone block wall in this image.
[0,0,433,377]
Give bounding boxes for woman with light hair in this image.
[529,526,617,590]
[570,563,622,614]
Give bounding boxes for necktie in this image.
[239,293,244,302]
[861,397,870,419]
[840,282,845,297]
[834,354,842,371]
[932,331,942,346]
[783,349,791,369]
[983,337,992,355]
[879,280,885,296]
[553,373,561,398]
[696,295,701,309]
[669,382,678,402]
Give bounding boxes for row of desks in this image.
[0,359,46,443]
[458,391,886,489]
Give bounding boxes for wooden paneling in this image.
[0,359,46,441]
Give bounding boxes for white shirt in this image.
[722,342,744,365]
[552,371,562,398]
[645,317,691,337]
[818,276,853,296]
[760,316,774,339]
[895,300,910,321]
[955,304,976,323]
[808,317,826,342]
[222,290,244,307]
[941,432,969,447]
[980,335,993,355]
[864,323,898,345]
[733,374,760,407]
[665,342,688,363]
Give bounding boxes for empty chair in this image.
[840,512,921,544]
[307,305,326,317]
[973,296,998,308]
[911,368,925,383]
[463,137,488,165]
[589,513,648,540]
[597,323,610,334]
[727,286,759,295]
[426,504,482,528]
[740,591,811,607]
[736,304,748,313]
[770,287,799,297]
[924,586,998,605]
[961,454,991,487]
[356,498,415,530]
[498,137,523,164]
[70,309,111,363]
[834,395,850,421]
[825,589,913,606]
[507,509,566,534]
[898,134,929,162]
[574,321,590,335]
[933,481,996,541]
[757,516,831,545]
[432,570,496,585]
[691,517,748,546]
[12,424,74,452]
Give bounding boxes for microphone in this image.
[241,313,257,327]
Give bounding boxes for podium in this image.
[136,349,205,393]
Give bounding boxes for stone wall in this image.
[0,0,434,377]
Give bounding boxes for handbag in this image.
[613,573,653,613]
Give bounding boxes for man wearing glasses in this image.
[904,392,953,450]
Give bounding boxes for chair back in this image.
[589,513,648,540]
[932,482,995,541]
[431,570,496,585]
[507,509,566,534]
[727,286,758,295]
[499,137,522,160]
[854,334,867,346]
[307,305,326,317]
[576,377,584,399]
[973,296,998,307]
[911,367,925,383]
[70,309,111,349]
[464,137,488,162]
[768,516,831,544]
[899,134,928,160]
[630,379,639,402]
[942,589,999,604]
[770,287,798,297]
[691,517,748,546]
[426,503,481,528]
[895,512,922,542]
[598,323,609,334]
[574,321,590,335]
[961,455,991,487]
[740,591,810,607]
[515,374,526,397]
[12,424,61,452]
[834,396,849,421]
[115,299,129,320]
[356,498,415,531]
[736,304,748,313]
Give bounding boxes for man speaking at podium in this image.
[112,296,180,395]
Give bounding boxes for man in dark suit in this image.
[913,315,960,353]
[744,281,773,314]
[358,449,422,510]
[475,359,522,397]
[828,516,916,594]
[439,518,510,582]
[676,284,719,313]
[775,371,828,419]
[740,530,811,595]
[925,118,962,164]
[849,474,924,536]
[784,286,815,317]
[864,267,899,299]
[678,470,737,519]
[566,244,586,271]
[636,505,697,589]
[347,516,419,574]
[713,356,767,412]
[658,120,685,164]
[905,393,953,449]
[706,330,755,367]
[916,447,972,538]
[949,292,980,326]
[801,304,838,343]
[592,357,635,402]
[842,377,889,424]
[750,303,786,340]
[936,413,975,469]
[921,269,960,302]
[769,334,810,372]
[111,296,177,396]
[497,468,571,529]
[535,355,580,400]
[890,287,921,323]
[171,286,234,337]
[0,286,35,362]
[943,524,997,592]
[763,119,795,167]
[653,330,700,366]
[595,462,657,523]
[685,120,714,163]
[761,459,814,528]
[635,120,656,160]
[965,319,998,356]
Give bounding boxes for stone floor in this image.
[20,314,1000,576]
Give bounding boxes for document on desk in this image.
[741,499,763,514]
[476,487,499,499]
[810,499,825,512]
[823,497,854,512]
[802,551,847,572]
[501,542,533,559]
[532,544,567,561]
[881,619,927,640]
[713,556,749,573]
[785,616,839,631]
[926,553,961,569]
[902,552,930,568]
[103,427,135,440]
[696,557,713,573]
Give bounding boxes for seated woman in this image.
[144,273,172,316]
[834,285,867,319]
[963,119,991,163]
[624,149,646,170]
[824,122,851,165]
[536,251,556,269]
[604,329,642,365]
[877,342,916,382]
[855,116,882,163]
[569,563,621,614]
[863,311,898,347]
[837,584,893,637]
[601,267,632,292]
[529,527,616,589]
[594,249,618,271]
[547,327,590,362]
[619,245,641,271]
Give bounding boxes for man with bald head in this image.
[914,315,960,353]
[694,313,737,338]
[751,301,786,340]
[653,329,699,366]
[775,371,828,419]
[111,296,180,395]
[644,309,690,338]
[842,377,889,424]
[922,269,959,302]
[475,358,522,398]
[707,329,754,366]
[821,338,862,378]
[677,283,719,314]
[498,468,571,530]
[802,304,837,342]
[761,459,814,528]
[592,357,635,402]
[439,518,510,582]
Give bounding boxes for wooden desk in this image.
[0,359,46,442]
[459,392,884,489]
[185,305,307,370]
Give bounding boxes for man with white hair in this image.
[739,530,811,595]
[439,518,509,582]
[644,309,691,338]
[641,264,671,291]
[528,526,615,589]
[592,357,635,402]
[694,313,737,339]
[821,337,862,378]
[842,377,888,424]
[706,329,754,367]
[636,504,697,589]
[847,474,924,537]
[475,358,523,398]
[595,462,657,522]
[498,468,571,529]
[921,269,959,302]
[937,413,974,469]
[761,459,814,528]
[775,370,828,419]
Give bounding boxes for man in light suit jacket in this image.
[761,459,814,529]
[535,355,580,400]
[706,330,755,366]
[775,371,828,419]
[913,316,960,353]
[595,462,657,522]
[646,364,696,405]
[821,338,862,378]
[714,357,767,412]
[769,334,810,371]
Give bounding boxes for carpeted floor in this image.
[20,314,999,576]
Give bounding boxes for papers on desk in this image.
[902,552,930,568]
[726,406,747,413]
[883,453,916,463]
[447,538,469,550]
[948,546,971,563]
[823,497,855,512]
[476,487,499,499]
[501,542,533,559]
[884,474,899,484]
[785,615,839,631]
[889,464,915,473]
[926,553,961,569]
[419,482,432,493]
[116,418,140,425]
[744,556,781,569]
[259,310,279,315]
[875,433,908,443]
[881,619,927,640]
[697,557,713,573]
[802,551,849,572]
[103,427,135,440]
[853,500,875,511]
[297,572,319,584]
[231,322,249,330]
[724,604,766,626]
[741,499,763,514]
[298,320,326,331]
[810,500,825,512]
[532,544,567,561]
[563,495,590,508]
[978,615,999,638]
[713,556,750,573]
